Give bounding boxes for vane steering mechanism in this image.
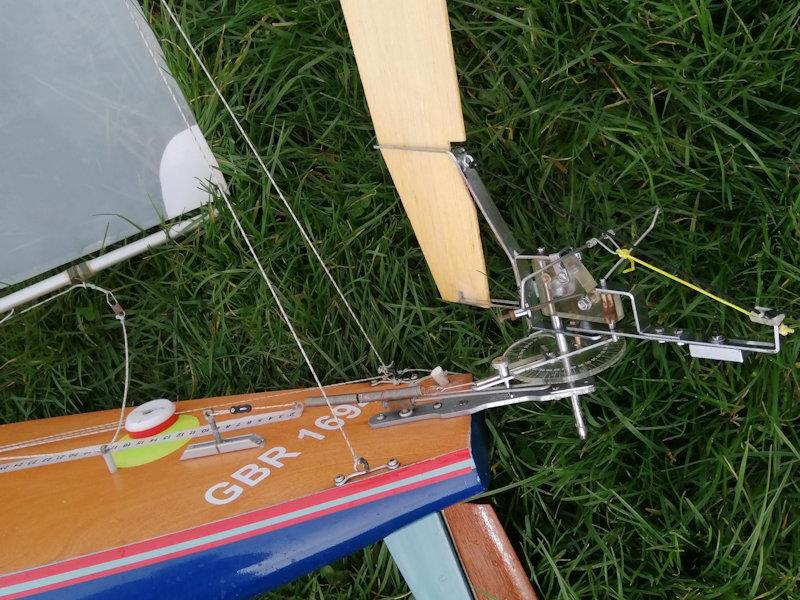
[364,146,791,439]
[3,149,788,477]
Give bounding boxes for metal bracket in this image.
[534,285,782,361]
[334,458,400,487]
[450,146,537,310]
[369,381,594,428]
[180,409,264,460]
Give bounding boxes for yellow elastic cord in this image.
[616,248,753,317]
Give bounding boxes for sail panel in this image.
[0,0,224,288]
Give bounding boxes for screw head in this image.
[577,295,592,311]
[458,153,475,169]
[334,474,346,486]
[399,407,413,418]
[375,413,385,421]
[433,401,442,410]
[387,458,400,470]
[491,356,509,371]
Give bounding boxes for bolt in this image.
[399,407,413,418]
[557,270,570,283]
[433,402,442,410]
[375,413,385,421]
[491,356,509,370]
[334,474,346,487]
[577,295,592,311]
[387,458,400,470]
[711,334,725,344]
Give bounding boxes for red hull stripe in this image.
[0,448,474,598]
[127,413,179,439]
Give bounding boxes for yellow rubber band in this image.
[616,248,752,317]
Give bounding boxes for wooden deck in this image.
[0,377,473,573]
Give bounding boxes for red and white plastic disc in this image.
[125,398,178,439]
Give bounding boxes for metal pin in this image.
[491,357,511,389]
[570,396,588,441]
[100,444,117,474]
[204,409,223,446]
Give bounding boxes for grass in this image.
[2,0,800,598]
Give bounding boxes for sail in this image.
[0,0,225,289]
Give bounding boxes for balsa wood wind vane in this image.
[341,0,491,306]
[0,1,792,600]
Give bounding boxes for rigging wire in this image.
[123,0,373,468]
[0,283,130,446]
[602,206,661,281]
[156,0,387,374]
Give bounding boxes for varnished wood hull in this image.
[0,379,487,598]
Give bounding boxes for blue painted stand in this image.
[385,512,474,600]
